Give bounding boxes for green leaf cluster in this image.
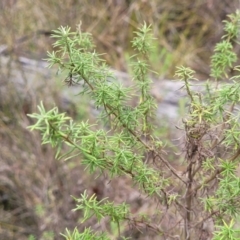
[28,11,240,240]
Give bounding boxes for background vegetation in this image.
[0,0,240,239]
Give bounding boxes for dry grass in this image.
[1,0,239,77]
[0,0,240,239]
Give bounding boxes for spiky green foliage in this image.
[28,11,240,239]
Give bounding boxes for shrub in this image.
[28,11,240,240]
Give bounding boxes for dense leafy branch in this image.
[28,11,240,240]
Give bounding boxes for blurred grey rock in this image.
[0,55,201,121]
